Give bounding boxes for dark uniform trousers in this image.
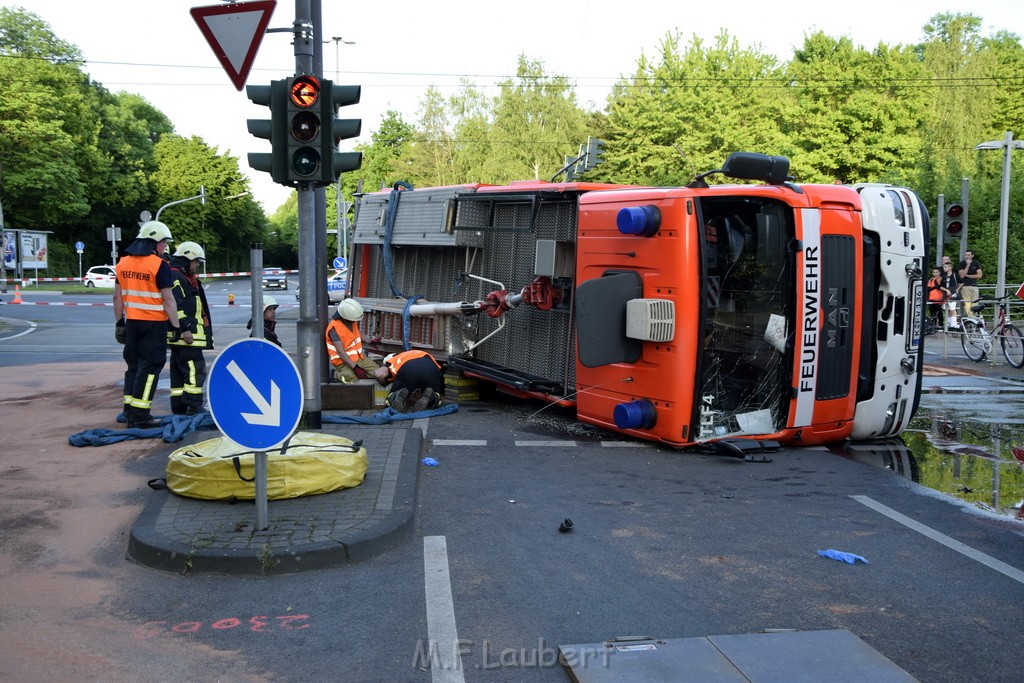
[169,346,206,414]
[123,319,168,414]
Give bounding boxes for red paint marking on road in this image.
[133,614,311,639]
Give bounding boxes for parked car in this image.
[83,265,116,288]
[262,267,288,290]
[295,269,348,302]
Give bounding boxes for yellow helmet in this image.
[337,298,364,321]
[136,220,173,242]
[173,241,205,262]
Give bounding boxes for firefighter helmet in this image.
[173,241,206,262]
[263,296,279,311]
[337,298,364,321]
[136,220,173,242]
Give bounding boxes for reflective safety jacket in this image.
[169,258,213,349]
[326,317,364,367]
[382,350,440,381]
[116,254,169,321]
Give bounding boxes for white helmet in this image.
[263,295,279,312]
[337,298,364,321]
[383,353,396,364]
[173,241,205,262]
[137,220,173,242]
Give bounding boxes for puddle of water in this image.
[833,415,1024,520]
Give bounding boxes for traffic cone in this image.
[12,284,23,304]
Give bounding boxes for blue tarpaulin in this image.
[69,403,458,446]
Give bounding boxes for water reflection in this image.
[831,419,1024,521]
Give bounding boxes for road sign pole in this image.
[255,451,269,529]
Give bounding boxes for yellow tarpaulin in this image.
[166,431,368,500]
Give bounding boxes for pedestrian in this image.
[958,250,983,312]
[940,260,961,331]
[167,241,212,416]
[325,298,379,383]
[926,267,945,333]
[247,295,282,347]
[113,221,182,428]
[373,350,443,412]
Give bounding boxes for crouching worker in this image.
[326,298,379,383]
[374,350,443,413]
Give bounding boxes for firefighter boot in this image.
[412,388,438,413]
[129,410,163,429]
[388,388,411,413]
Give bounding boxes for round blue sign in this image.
[75,241,85,250]
[333,256,347,270]
[208,339,304,451]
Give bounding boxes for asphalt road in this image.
[1,283,1023,681]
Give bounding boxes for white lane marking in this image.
[423,536,465,683]
[432,439,487,446]
[852,495,1024,586]
[514,440,576,447]
[0,317,37,340]
[601,441,647,448]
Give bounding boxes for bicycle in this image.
[959,296,1024,368]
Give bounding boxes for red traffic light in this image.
[945,203,964,235]
[289,75,320,108]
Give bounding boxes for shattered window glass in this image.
[697,198,795,441]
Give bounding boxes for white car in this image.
[296,269,348,302]
[83,265,116,288]
[326,269,348,302]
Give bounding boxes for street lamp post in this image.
[155,186,207,221]
[975,132,1024,301]
[326,37,354,259]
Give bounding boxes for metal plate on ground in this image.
[559,630,917,682]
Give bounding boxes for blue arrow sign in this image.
[208,339,303,451]
[332,256,347,270]
[75,241,85,251]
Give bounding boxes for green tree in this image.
[603,31,793,187]
[150,135,266,271]
[784,32,928,185]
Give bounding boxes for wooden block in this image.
[321,381,374,410]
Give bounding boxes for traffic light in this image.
[944,203,964,242]
[320,81,362,183]
[580,137,605,173]
[285,75,325,184]
[246,79,288,184]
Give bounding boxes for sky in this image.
[10,0,1024,213]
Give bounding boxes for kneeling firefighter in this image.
[374,350,443,413]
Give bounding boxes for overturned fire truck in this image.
[347,153,928,448]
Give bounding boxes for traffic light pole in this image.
[293,0,323,429]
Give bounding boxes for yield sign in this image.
[190,1,277,91]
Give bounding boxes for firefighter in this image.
[325,298,379,383]
[113,220,182,428]
[167,241,212,415]
[247,296,282,347]
[374,350,443,413]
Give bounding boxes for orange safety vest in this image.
[326,318,363,367]
[383,350,440,379]
[117,254,168,321]
[927,276,944,303]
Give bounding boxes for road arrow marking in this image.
[227,360,281,426]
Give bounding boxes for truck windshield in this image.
[695,198,794,441]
